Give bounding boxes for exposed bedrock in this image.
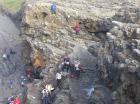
[21,0,140,104]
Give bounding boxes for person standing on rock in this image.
[26,68,33,81]
[74,22,81,35]
[69,64,75,78]
[42,89,51,104]
[74,60,82,79]
[56,71,62,88]
[62,56,71,72]
[51,3,57,14]
[64,13,70,22]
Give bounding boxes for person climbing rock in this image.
[74,22,81,35]
[51,3,57,14]
[62,56,71,72]
[74,60,81,79]
[56,71,62,88]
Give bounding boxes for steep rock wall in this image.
[21,0,140,104]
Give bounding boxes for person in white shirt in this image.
[74,60,81,79]
[56,71,62,88]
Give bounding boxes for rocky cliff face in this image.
[21,0,140,104]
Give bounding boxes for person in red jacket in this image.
[13,96,20,104]
[74,22,81,35]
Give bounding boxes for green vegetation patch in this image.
[0,0,24,12]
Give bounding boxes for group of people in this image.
[7,95,20,104]
[50,3,81,35]
[41,84,55,104]
[56,56,82,88]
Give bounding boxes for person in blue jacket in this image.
[51,3,57,14]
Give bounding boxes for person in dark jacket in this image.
[69,64,75,78]
[51,3,57,14]
[62,56,71,72]
[42,95,50,104]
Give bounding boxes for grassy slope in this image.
[0,0,23,12]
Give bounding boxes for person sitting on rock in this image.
[51,3,57,14]
[56,71,62,88]
[61,56,71,72]
[74,22,81,35]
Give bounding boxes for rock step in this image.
[45,44,66,60]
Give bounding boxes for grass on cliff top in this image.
[0,0,24,12]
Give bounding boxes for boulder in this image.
[83,18,113,33]
[133,49,140,61]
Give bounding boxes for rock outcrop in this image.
[21,0,140,104]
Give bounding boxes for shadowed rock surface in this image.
[0,14,30,103]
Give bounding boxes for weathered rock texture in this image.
[21,0,140,104]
